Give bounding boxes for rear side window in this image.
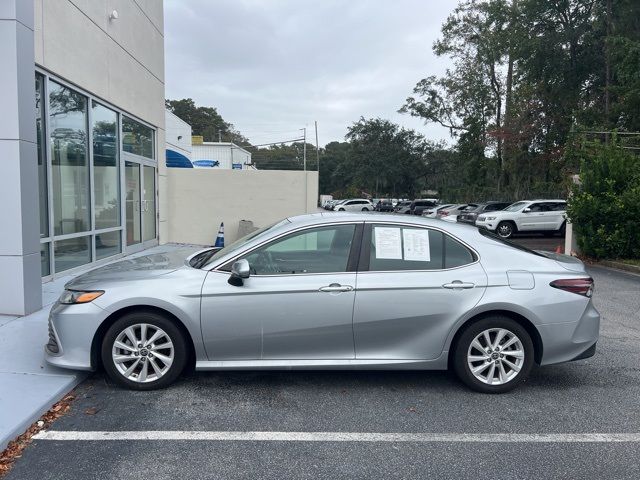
[367,225,476,271]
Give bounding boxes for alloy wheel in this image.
[497,223,513,238]
[112,323,174,383]
[466,328,524,385]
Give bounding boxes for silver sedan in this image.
[45,213,600,393]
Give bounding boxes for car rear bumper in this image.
[537,300,600,366]
[44,301,106,371]
[475,220,497,230]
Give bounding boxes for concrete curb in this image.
[0,372,86,451]
[596,260,640,276]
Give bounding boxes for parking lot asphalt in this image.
[5,265,640,480]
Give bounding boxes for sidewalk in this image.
[0,244,196,450]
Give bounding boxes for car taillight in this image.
[550,278,594,297]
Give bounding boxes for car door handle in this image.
[319,283,353,293]
[442,281,475,289]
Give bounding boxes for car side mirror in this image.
[228,259,250,286]
[523,207,531,213]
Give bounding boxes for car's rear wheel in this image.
[101,311,187,390]
[453,316,534,393]
[361,207,369,211]
[496,221,515,239]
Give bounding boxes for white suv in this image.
[333,199,373,212]
[476,200,566,238]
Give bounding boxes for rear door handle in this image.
[319,283,353,293]
[442,281,475,289]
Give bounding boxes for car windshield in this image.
[198,219,290,269]
[503,201,528,212]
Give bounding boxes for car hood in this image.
[65,248,197,289]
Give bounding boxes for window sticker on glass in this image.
[403,229,431,262]
[374,227,402,259]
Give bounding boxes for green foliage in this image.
[165,98,249,145]
[567,139,640,259]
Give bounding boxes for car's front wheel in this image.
[101,311,187,390]
[496,221,515,239]
[361,207,369,211]
[453,316,534,393]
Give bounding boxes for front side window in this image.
[122,116,154,158]
[238,224,356,275]
[368,225,476,271]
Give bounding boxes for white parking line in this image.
[32,431,640,443]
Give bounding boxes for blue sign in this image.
[232,163,242,170]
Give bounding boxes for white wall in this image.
[167,169,318,245]
[165,110,192,158]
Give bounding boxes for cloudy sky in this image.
[164,0,455,147]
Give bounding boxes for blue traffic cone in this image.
[214,222,225,248]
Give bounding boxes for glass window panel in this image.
[444,235,476,268]
[49,81,90,236]
[40,242,50,277]
[369,226,444,271]
[93,102,120,229]
[35,74,49,238]
[96,230,122,260]
[122,116,154,158]
[54,236,91,272]
[243,225,355,275]
[125,161,141,245]
[143,166,156,241]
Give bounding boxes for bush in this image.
[567,139,640,259]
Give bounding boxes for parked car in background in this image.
[409,200,438,215]
[393,200,412,214]
[374,200,394,212]
[46,212,600,393]
[422,204,454,218]
[333,199,374,211]
[437,204,469,222]
[457,202,511,226]
[324,200,342,210]
[476,200,567,238]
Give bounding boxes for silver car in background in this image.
[45,213,599,393]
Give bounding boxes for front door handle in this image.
[319,283,353,293]
[442,281,475,289]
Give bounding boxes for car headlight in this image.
[58,290,104,304]
[477,216,485,221]
[485,216,497,221]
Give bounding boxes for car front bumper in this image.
[44,301,108,371]
[475,219,497,231]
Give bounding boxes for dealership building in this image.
[1,0,166,315]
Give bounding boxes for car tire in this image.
[101,311,188,390]
[361,207,369,211]
[559,221,566,236]
[452,316,534,394]
[496,221,515,239]
[338,208,345,211]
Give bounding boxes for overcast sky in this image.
[164,0,455,147]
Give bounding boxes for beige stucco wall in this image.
[167,169,319,245]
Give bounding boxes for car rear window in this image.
[478,228,546,258]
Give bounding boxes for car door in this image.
[517,202,546,231]
[353,223,487,360]
[200,223,362,360]
[540,202,566,230]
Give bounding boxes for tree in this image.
[165,98,249,145]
